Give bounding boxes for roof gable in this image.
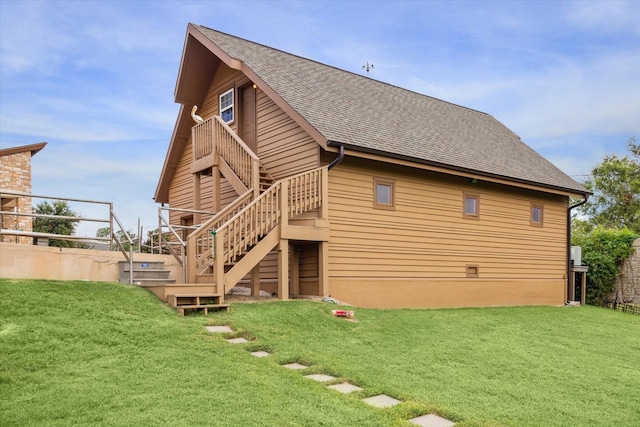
[155,24,587,202]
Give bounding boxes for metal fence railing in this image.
[0,189,135,284]
[602,302,640,315]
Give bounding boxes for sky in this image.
[1,0,639,238]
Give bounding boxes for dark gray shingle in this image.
[196,25,586,194]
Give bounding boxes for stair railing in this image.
[185,190,254,282]
[213,166,328,286]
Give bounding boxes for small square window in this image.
[220,88,234,123]
[463,193,479,219]
[531,205,543,226]
[373,177,395,209]
[466,264,479,278]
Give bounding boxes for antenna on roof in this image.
[362,62,374,73]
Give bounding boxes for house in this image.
[154,24,589,309]
[0,142,47,245]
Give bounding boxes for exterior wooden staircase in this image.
[156,115,329,314]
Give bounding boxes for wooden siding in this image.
[168,61,319,290]
[256,90,318,178]
[327,158,568,308]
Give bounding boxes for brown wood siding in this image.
[256,91,318,179]
[327,158,568,308]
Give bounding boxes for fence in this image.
[602,302,640,315]
[0,189,135,284]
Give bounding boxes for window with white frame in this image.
[219,88,234,123]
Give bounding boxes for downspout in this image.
[328,144,344,170]
[566,194,589,302]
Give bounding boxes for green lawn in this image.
[1,279,639,426]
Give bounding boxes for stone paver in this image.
[362,394,402,408]
[304,374,336,382]
[205,325,233,333]
[327,382,363,394]
[227,337,249,344]
[281,363,308,370]
[250,351,271,358]
[409,414,456,427]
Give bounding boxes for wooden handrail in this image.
[214,167,327,267]
[185,190,254,282]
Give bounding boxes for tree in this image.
[33,200,82,248]
[579,136,640,233]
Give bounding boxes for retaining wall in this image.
[0,242,183,284]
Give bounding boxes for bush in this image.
[572,227,638,304]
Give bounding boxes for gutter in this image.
[328,144,345,170]
[566,194,590,302]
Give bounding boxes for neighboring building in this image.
[154,24,589,308]
[0,142,46,245]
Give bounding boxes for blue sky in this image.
[1,0,639,237]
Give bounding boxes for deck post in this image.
[291,244,300,296]
[318,241,329,297]
[193,173,202,225]
[278,238,289,300]
[251,264,260,297]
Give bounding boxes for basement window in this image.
[373,177,395,210]
[463,193,479,219]
[466,265,479,278]
[531,205,543,226]
[220,88,234,123]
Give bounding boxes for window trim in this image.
[219,88,235,124]
[463,192,480,219]
[373,177,395,210]
[466,264,480,278]
[531,204,544,227]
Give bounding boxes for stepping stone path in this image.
[362,394,402,408]
[204,324,455,425]
[327,382,362,394]
[409,414,456,427]
[304,374,336,382]
[281,362,308,370]
[205,325,233,333]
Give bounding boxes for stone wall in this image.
[612,238,640,303]
[0,150,33,245]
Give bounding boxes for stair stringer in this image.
[222,225,281,293]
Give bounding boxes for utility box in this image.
[571,246,582,266]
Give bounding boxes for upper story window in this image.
[531,204,543,226]
[220,88,234,123]
[373,177,395,210]
[463,193,479,219]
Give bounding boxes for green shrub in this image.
[572,226,638,304]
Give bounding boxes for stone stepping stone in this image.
[304,374,336,382]
[327,382,363,394]
[281,363,308,370]
[227,337,249,344]
[409,414,456,427]
[205,325,233,333]
[250,351,271,358]
[362,394,402,408]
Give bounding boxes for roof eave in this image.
[326,141,589,198]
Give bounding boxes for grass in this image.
[1,279,639,426]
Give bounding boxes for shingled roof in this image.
[189,25,586,195]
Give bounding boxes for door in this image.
[239,84,257,154]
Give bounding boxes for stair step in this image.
[175,304,229,316]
